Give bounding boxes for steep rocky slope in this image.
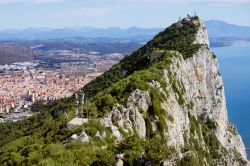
[0,16,248,165]
[82,16,248,165]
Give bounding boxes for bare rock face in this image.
[100,89,150,138]
[193,19,210,47]
[78,131,89,143]
[163,48,247,165]
[99,18,248,165]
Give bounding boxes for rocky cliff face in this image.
[99,18,248,165]
[1,16,248,166]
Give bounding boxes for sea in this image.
[212,42,250,159]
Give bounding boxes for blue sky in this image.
[0,0,249,29]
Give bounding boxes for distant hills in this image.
[0,20,250,43]
[0,27,162,42]
[205,20,250,38]
[0,20,250,65]
[204,20,250,47]
[0,44,34,65]
[0,39,142,65]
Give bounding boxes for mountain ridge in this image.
[205,20,250,38]
[0,16,248,165]
[81,17,248,165]
[0,20,250,40]
[82,16,203,99]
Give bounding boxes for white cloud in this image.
[52,8,108,18]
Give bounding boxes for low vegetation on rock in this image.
[0,16,247,166]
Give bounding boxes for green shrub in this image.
[212,52,217,59]
[177,154,200,166]
[145,136,172,165]
[115,136,145,165]
[95,94,116,113]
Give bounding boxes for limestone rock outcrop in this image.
[99,17,248,165]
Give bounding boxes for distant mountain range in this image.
[204,20,250,47]
[205,20,250,38]
[0,20,250,65]
[0,27,162,42]
[0,20,250,42]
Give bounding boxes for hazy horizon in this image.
[0,0,250,29]
[0,19,249,31]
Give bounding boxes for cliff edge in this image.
[88,16,248,165]
[0,16,248,166]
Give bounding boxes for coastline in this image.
[212,41,250,160]
[247,149,250,160]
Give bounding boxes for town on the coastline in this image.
[0,51,122,122]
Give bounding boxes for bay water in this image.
[212,42,250,159]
